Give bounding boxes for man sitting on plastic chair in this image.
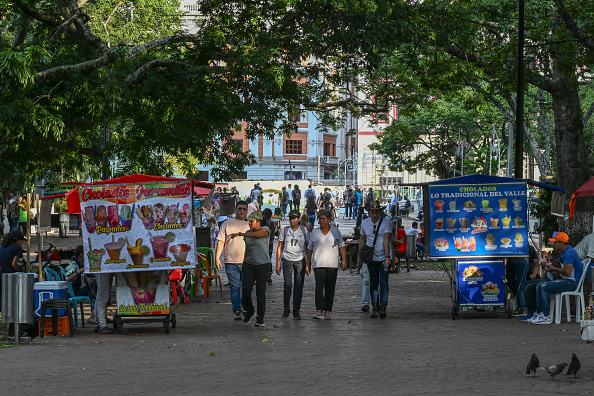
[521,232,583,325]
[64,245,96,323]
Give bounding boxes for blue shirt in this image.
[559,245,583,282]
[355,192,363,205]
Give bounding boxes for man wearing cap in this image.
[521,232,583,325]
[358,200,392,318]
[276,209,309,319]
[215,200,251,321]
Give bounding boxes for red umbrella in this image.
[568,176,594,222]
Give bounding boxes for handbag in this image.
[359,217,384,262]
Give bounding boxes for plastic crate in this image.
[38,316,71,336]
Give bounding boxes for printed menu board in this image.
[80,182,196,273]
[429,183,528,258]
[456,259,505,306]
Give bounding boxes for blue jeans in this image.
[225,263,243,312]
[308,215,316,227]
[366,260,389,309]
[536,279,578,316]
[282,258,305,312]
[506,258,530,309]
[345,203,353,218]
[352,203,359,219]
[361,263,370,306]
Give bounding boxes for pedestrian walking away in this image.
[276,210,309,320]
[359,201,392,319]
[230,211,271,327]
[215,200,251,321]
[306,209,347,320]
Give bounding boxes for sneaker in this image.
[293,311,301,320]
[233,310,242,321]
[282,309,290,319]
[533,315,552,325]
[361,305,369,312]
[255,321,265,327]
[243,312,256,324]
[529,313,543,324]
[98,326,114,334]
[512,308,527,317]
[87,318,97,325]
[379,308,387,319]
[324,311,332,320]
[519,313,533,322]
[370,310,379,319]
[313,309,324,319]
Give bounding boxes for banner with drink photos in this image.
[428,183,529,258]
[80,181,196,273]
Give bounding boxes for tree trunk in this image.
[550,76,592,241]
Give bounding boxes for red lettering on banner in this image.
[134,183,192,200]
[81,186,130,202]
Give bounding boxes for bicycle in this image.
[29,243,62,270]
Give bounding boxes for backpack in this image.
[305,189,315,199]
[9,201,20,219]
[293,190,301,200]
[321,194,333,210]
[283,191,289,202]
[350,193,358,204]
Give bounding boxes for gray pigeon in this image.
[526,353,539,377]
[545,363,567,380]
[566,353,581,377]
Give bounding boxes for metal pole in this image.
[317,155,320,185]
[507,122,514,177]
[26,193,31,273]
[515,0,525,179]
[36,194,42,282]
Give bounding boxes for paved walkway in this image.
[1,215,590,395]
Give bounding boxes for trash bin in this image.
[34,281,68,317]
[1,273,35,325]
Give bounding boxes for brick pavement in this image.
[1,215,591,395]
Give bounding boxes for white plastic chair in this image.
[551,258,591,324]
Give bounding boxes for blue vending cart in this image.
[426,174,531,319]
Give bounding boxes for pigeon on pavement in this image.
[545,363,567,380]
[526,353,539,377]
[566,353,581,377]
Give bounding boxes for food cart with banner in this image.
[66,174,213,333]
[425,174,563,319]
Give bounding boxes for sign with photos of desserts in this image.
[80,181,196,273]
[428,183,529,258]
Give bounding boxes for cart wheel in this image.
[506,303,512,319]
[183,297,190,304]
[171,313,177,328]
[117,324,127,335]
[164,322,171,334]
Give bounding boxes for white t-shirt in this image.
[216,218,250,264]
[279,225,309,261]
[307,227,345,268]
[406,227,419,236]
[360,217,392,261]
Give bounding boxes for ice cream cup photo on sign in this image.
[446,217,456,229]
[459,218,469,229]
[435,218,444,229]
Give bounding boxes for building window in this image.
[229,171,248,180]
[196,171,209,181]
[286,140,303,154]
[288,105,307,123]
[232,139,243,152]
[324,143,331,156]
